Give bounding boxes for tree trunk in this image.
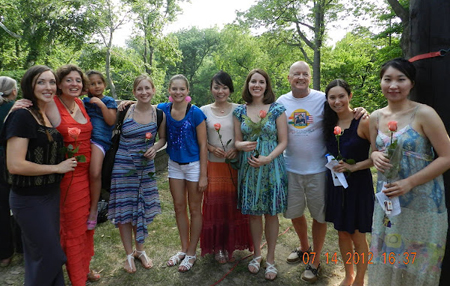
[312,0,323,90]
[105,46,117,99]
[408,1,450,285]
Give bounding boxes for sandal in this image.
[265,262,278,281]
[178,255,196,272]
[134,250,153,269]
[167,252,186,267]
[248,256,262,274]
[124,252,136,273]
[87,270,101,282]
[215,250,227,264]
[301,263,321,282]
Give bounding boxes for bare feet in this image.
[339,275,355,286]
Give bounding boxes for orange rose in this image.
[388,121,398,132]
[68,127,81,140]
[259,110,267,119]
[333,126,342,135]
[145,132,153,140]
[214,123,221,131]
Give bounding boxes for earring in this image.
[185,96,192,103]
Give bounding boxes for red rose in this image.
[214,123,221,131]
[388,121,398,132]
[68,127,81,140]
[334,126,342,135]
[145,132,153,140]
[259,110,267,119]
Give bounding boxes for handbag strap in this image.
[115,104,131,132]
[156,107,163,129]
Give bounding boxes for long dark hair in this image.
[241,69,275,104]
[21,65,57,141]
[323,79,352,142]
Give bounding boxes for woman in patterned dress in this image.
[369,58,450,285]
[108,75,166,273]
[233,69,288,280]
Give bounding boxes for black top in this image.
[1,109,65,195]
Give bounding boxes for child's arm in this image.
[89,97,117,126]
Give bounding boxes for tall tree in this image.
[0,0,95,68]
[88,0,131,98]
[240,0,342,90]
[128,0,183,75]
[385,0,410,57]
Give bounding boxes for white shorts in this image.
[284,171,326,223]
[91,140,105,155]
[168,159,200,182]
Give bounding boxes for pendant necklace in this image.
[60,97,75,114]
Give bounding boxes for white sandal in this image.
[248,256,262,274]
[134,250,152,269]
[167,252,186,267]
[265,261,278,280]
[124,252,136,273]
[178,255,196,272]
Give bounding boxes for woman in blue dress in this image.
[233,69,288,280]
[108,75,166,273]
[323,79,373,286]
[369,58,450,285]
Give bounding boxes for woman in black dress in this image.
[2,66,76,285]
[323,79,373,286]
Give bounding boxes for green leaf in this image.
[75,155,86,163]
[345,159,356,165]
[226,139,232,147]
[125,170,136,176]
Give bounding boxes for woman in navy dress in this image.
[323,79,373,286]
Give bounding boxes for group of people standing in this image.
[0,57,449,286]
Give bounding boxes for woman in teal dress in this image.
[369,58,450,285]
[233,69,288,280]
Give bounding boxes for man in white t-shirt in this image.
[276,61,326,282]
[277,61,365,282]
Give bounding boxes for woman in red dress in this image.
[46,64,99,285]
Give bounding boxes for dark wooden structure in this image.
[407,1,450,285]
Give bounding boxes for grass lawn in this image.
[1,169,376,285]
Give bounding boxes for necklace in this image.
[60,97,75,114]
[214,103,231,114]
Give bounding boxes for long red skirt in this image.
[200,161,253,259]
[60,165,94,286]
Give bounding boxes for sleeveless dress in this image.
[368,115,448,285]
[108,105,161,244]
[325,118,374,233]
[200,104,253,259]
[55,97,94,286]
[233,102,288,215]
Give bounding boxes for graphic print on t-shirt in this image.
[288,109,314,129]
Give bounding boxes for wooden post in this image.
[408,1,450,284]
